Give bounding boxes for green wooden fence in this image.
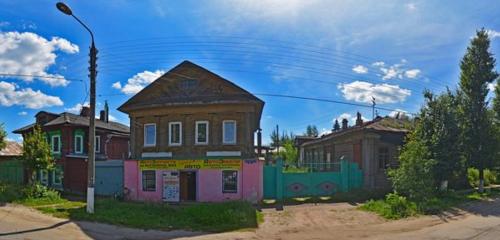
[0,159,25,184]
[264,158,363,200]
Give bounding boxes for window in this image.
[222,120,236,144]
[52,166,63,185]
[195,121,209,145]
[222,170,238,193]
[39,170,49,185]
[51,135,61,153]
[142,170,156,191]
[144,124,156,146]
[75,135,83,154]
[95,136,101,153]
[169,122,182,146]
[378,147,390,169]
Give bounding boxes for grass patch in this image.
[1,182,260,232]
[360,188,500,219]
[65,199,259,232]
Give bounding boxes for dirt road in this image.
[1,199,500,240]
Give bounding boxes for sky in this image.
[0,0,499,144]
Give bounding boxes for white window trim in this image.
[52,169,62,185]
[144,123,156,147]
[75,135,83,154]
[51,135,61,153]
[168,122,182,146]
[95,135,101,153]
[222,120,237,145]
[195,120,209,145]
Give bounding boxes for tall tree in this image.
[421,90,463,189]
[306,125,319,137]
[494,81,500,120]
[458,29,499,192]
[0,123,6,150]
[22,125,53,183]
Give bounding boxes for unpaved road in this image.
[1,198,500,240]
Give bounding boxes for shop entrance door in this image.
[180,171,196,201]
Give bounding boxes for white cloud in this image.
[113,70,165,95]
[0,81,63,109]
[0,21,9,28]
[486,29,500,40]
[488,82,497,92]
[374,60,421,80]
[404,69,421,78]
[389,108,407,118]
[338,81,411,104]
[352,65,368,74]
[108,114,117,122]
[65,102,89,114]
[0,32,79,87]
[337,113,352,121]
[406,3,417,11]
[18,111,27,116]
[112,81,122,89]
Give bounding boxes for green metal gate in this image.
[263,159,363,200]
[0,159,25,184]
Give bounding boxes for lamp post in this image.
[56,2,97,213]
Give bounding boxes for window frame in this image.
[222,170,238,193]
[144,123,156,147]
[378,147,390,169]
[52,167,63,185]
[95,135,101,153]
[39,169,49,185]
[195,120,209,145]
[222,120,237,145]
[74,135,83,154]
[142,170,156,192]
[168,122,182,146]
[51,135,61,154]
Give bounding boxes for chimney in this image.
[80,106,91,117]
[333,119,340,131]
[104,100,109,123]
[356,112,363,126]
[341,118,348,130]
[99,110,106,121]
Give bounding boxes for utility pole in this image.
[371,97,376,120]
[56,2,97,213]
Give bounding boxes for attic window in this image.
[179,79,198,90]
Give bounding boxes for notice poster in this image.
[162,171,180,202]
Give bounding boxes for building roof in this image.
[13,112,129,135]
[118,60,264,113]
[0,141,22,157]
[301,117,411,147]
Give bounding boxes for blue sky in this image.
[0,0,499,144]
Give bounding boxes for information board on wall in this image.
[140,159,242,170]
[162,171,180,202]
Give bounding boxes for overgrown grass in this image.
[66,199,260,232]
[1,181,261,232]
[360,188,500,219]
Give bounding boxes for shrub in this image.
[360,193,417,219]
[467,168,497,188]
[22,182,61,200]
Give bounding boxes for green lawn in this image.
[0,182,262,232]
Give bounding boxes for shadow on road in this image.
[0,220,71,236]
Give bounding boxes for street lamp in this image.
[56,2,97,214]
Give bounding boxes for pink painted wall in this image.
[123,159,263,203]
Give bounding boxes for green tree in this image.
[23,125,53,182]
[306,125,318,137]
[421,90,463,189]
[458,29,499,192]
[494,81,500,120]
[278,141,299,166]
[389,130,436,201]
[0,123,6,150]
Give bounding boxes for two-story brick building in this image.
[13,103,129,194]
[119,61,265,203]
